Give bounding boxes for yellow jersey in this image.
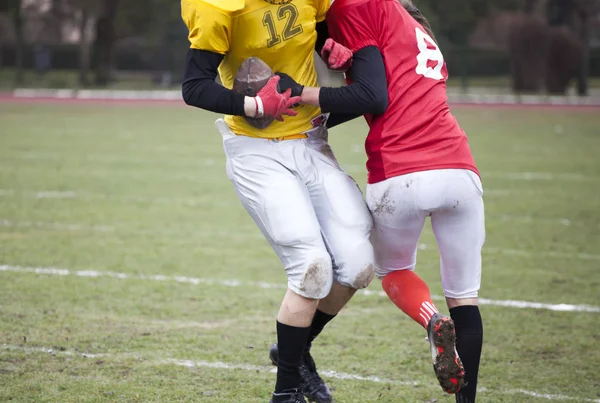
[181,0,329,139]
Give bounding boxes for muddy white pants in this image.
[366,169,485,299]
[217,119,375,299]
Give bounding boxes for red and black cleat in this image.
[427,313,466,394]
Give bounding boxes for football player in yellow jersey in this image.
[181,1,376,402]
[182,0,328,139]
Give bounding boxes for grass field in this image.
[0,101,599,402]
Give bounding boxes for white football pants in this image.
[366,169,485,299]
[216,119,375,300]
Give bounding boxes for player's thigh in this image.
[366,175,427,279]
[430,170,485,299]
[305,144,375,290]
[224,138,333,299]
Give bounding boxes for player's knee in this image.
[337,245,376,290]
[298,252,333,300]
[344,261,376,290]
[337,241,376,289]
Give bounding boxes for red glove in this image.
[255,76,301,122]
[320,38,353,72]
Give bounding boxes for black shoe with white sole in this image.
[270,388,306,403]
[269,343,332,403]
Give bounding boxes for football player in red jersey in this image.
[278,1,484,401]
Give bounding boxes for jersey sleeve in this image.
[327,0,378,52]
[181,0,232,54]
[315,0,331,22]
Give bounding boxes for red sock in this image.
[382,270,438,328]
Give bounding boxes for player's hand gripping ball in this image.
[233,57,300,129]
[233,57,275,129]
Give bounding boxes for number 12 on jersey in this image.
[415,27,445,81]
[262,4,303,47]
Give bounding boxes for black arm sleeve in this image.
[326,113,361,129]
[181,49,246,116]
[319,46,388,115]
[315,21,329,54]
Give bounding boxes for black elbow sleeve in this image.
[353,82,388,115]
[373,93,389,115]
[182,81,193,105]
[182,49,246,116]
[318,46,388,116]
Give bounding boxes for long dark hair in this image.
[398,0,437,42]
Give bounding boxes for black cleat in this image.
[269,342,279,366]
[427,313,465,394]
[270,388,306,403]
[299,350,333,403]
[269,343,333,403]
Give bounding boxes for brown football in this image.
[233,57,278,130]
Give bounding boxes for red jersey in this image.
[327,0,479,184]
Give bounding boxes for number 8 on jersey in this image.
[415,27,445,81]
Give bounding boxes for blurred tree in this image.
[525,0,538,13]
[77,7,89,86]
[414,0,522,45]
[77,0,98,86]
[49,0,100,86]
[89,0,181,86]
[545,26,585,94]
[547,0,574,25]
[93,0,118,86]
[115,0,185,85]
[413,0,521,90]
[8,0,184,88]
[6,0,24,86]
[547,0,598,95]
[414,0,598,96]
[572,0,599,96]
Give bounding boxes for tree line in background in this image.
[0,0,183,86]
[1,0,599,94]
[416,0,599,95]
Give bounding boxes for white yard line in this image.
[484,246,600,261]
[484,172,598,182]
[0,185,568,202]
[8,151,600,183]
[490,214,574,227]
[507,389,600,402]
[1,264,598,313]
[32,191,78,199]
[0,219,114,233]
[0,219,261,240]
[2,344,598,402]
[0,187,595,228]
[0,188,235,207]
[0,215,589,243]
[1,344,105,358]
[422,242,600,262]
[168,358,418,386]
[11,151,220,168]
[3,151,599,183]
[0,165,218,184]
[1,215,599,261]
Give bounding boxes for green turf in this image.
[1,102,599,402]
